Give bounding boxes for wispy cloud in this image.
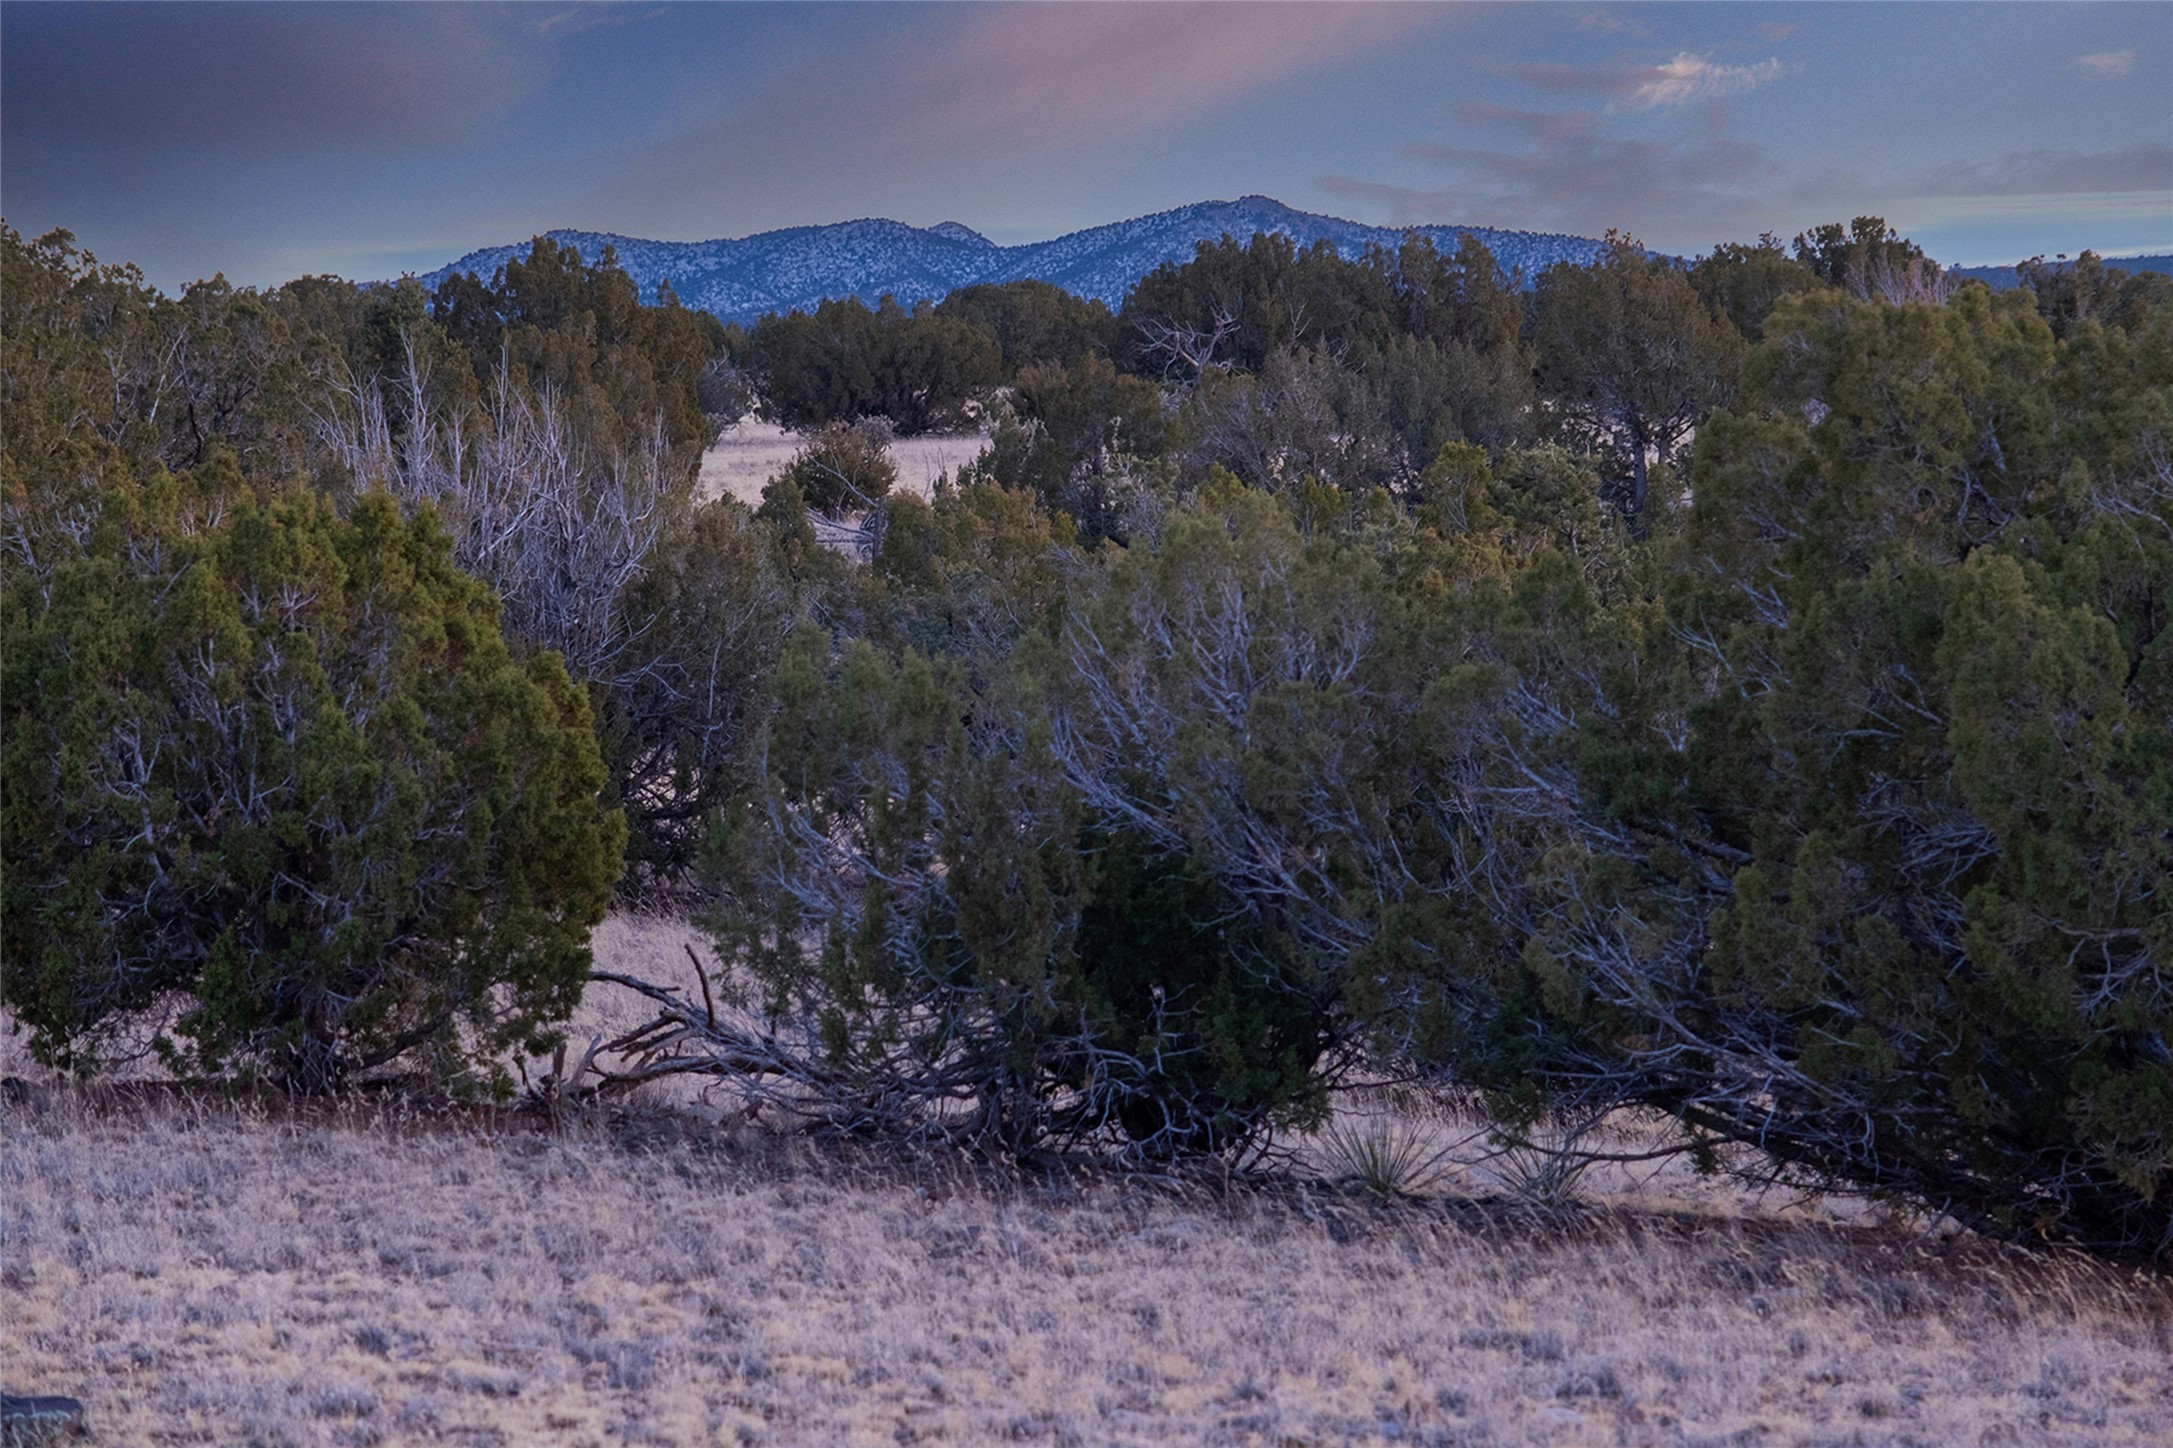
[535,5,668,39]
[1503,51,1783,110]
[1323,100,1776,241]
[864,3,1445,150]
[1628,53,1784,109]
[1576,9,1648,38]
[2071,51,2136,78]
[1916,143,2173,200]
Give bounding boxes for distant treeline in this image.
[1953,251,2173,291]
[5,216,2169,1261]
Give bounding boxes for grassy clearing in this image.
[697,420,988,510]
[4,1086,2169,1447]
[4,916,2169,1446]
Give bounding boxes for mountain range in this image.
[409,196,1614,324]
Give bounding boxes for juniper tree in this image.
[2,461,624,1090]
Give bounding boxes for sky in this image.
[3,1,2168,293]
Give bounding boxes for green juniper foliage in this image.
[1498,284,2173,1257]
[2,464,623,1090]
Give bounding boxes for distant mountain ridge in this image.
[1950,253,2173,290]
[406,196,1615,324]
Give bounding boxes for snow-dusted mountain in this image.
[407,196,1613,323]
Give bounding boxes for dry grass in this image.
[698,420,989,510]
[5,919,2171,1446]
[7,1105,2170,1445]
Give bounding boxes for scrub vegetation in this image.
[2,212,2170,1438]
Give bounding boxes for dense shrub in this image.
[430,235,727,468]
[1118,232,1398,379]
[598,498,787,888]
[751,296,1000,433]
[1532,236,1743,520]
[705,673,1338,1158]
[1688,235,1827,342]
[2015,250,2173,339]
[1,465,624,1090]
[934,279,1119,376]
[963,355,1172,542]
[1471,286,2173,1258]
[779,420,899,517]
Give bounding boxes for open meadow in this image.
[5,921,2169,1448]
[698,420,991,510]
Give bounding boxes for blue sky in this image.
[4,2,2167,292]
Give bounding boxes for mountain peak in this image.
[928,221,994,247]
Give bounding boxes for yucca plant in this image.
[1316,1114,1451,1199]
[1484,1120,1604,1205]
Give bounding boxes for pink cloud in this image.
[891,3,1450,148]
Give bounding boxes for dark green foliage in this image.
[1012,354,1171,474]
[1118,232,1398,379]
[968,354,1171,541]
[751,296,1001,433]
[1121,233,1532,502]
[780,421,899,517]
[1498,282,2173,1257]
[429,235,726,468]
[2,465,624,1090]
[13,216,2171,1259]
[1534,234,1744,521]
[1689,235,1827,342]
[1177,346,1404,494]
[599,499,787,888]
[0,226,326,488]
[870,477,1077,661]
[1792,216,1949,304]
[712,487,1346,1156]
[1069,830,1331,1152]
[2016,250,2173,339]
[1372,233,1526,358]
[934,280,1119,376]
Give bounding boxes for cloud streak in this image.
[2071,51,2136,78]
[590,2,1452,235]
[1505,50,1784,110]
[1321,96,1778,242]
[1627,53,1783,109]
[1922,143,2172,199]
[899,3,1443,148]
